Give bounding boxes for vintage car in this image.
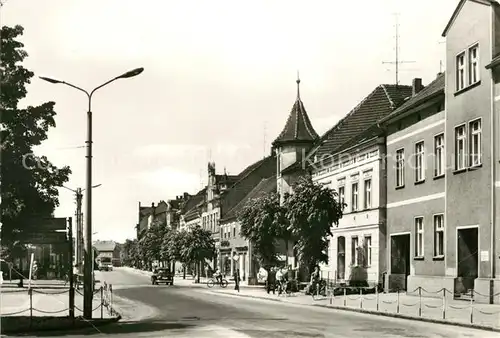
[151,268,174,285]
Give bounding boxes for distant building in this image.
[93,240,121,267]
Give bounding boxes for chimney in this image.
[151,202,155,208]
[184,192,189,199]
[437,72,443,78]
[412,78,423,96]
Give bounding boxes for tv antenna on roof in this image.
[382,13,416,85]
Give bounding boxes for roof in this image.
[442,0,498,37]
[93,240,117,252]
[380,73,445,125]
[313,84,412,158]
[220,155,276,217]
[486,53,500,69]
[182,188,206,221]
[272,78,319,146]
[221,176,277,223]
[154,201,168,214]
[139,206,153,217]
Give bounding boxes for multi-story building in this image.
[441,0,499,302]
[379,74,446,293]
[179,189,206,231]
[311,83,413,287]
[218,159,276,280]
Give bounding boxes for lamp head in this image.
[39,76,63,84]
[116,67,144,79]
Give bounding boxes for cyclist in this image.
[214,268,223,285]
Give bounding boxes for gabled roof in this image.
[182,188,206,221]
[313,84,412,158]
[221,176,277,223]
[220,155,276,217]
[272,78,319,146]
[442,0,498,37]
[154,201,168,214]
[93,240,116,252]
[380,73,445,125]
[139,206,153,217]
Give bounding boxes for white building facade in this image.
[312,137,387,286]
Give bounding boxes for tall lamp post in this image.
[40,68,144,319]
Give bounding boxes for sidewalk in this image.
[204,286,500,331]
[1,279,67,290]
[1,287,113,319]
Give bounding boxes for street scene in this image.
[2,0,500,337]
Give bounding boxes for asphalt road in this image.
[12,268,500,338]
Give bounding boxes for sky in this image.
[2,0,457,242]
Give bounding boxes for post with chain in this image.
[470,289,474,324]
[359,289,363,309]
[343,287,347,306]
[418,287,422,317]
[68,217,75,320]
[29,288,33,328]
[397,289,400,314]
[442,288,446,320]
[100,286,104,319]
[376,286,379,311]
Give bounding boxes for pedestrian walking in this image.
[267,267,276,294]
[234,269,241,292]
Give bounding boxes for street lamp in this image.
[40,68,143,319]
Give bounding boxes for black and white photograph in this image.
[1,0,500,337]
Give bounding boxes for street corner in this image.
[111,293,160,322]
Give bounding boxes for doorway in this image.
[390,234,411,291]
[337,236,346,281]
[456,227,478,296]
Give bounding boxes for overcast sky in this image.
[2,0,457,242]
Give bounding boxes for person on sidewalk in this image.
[234,269,241,292]
[275,268,284,294]
[267,267,276,294]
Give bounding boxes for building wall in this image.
[312,140,386,285]
[385,102,446,292]
[445,0,494,284]
[492,67,500,289]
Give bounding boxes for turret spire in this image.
[296,70,301,99]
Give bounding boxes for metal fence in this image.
[311,286,500,325]
[2,284,117,327]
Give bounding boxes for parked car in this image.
[151,268,174,285]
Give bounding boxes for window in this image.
[415,142,425,182]
[456,52,466,91]
[468,44,479,85]
[434,214,444,257]
[233,226,236,237]
[351,182,358,211]
[338,186,345,206]
[396,149,405,187]
[434,134,445,177]
[455,124,466,170]
[351,236,359,265]
[415,217,424,258]
[364,236,372,266]
[364,179,372,209]
[469,119,482,166]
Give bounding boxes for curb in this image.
[0,316,120,334]
[207,290,500,333]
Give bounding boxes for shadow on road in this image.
[8,320,197,336]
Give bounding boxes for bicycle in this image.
[207,277,228,288]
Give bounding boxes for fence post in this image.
[376,287,379,312]
[110,284,113,315]
[343,288,347,307]
[100,286,104,319]
[360,289,363,309]
[397,289,400,314]
[418,287,422,317]
[29,288,33,329]
[442,288,446,320]
[470,289,474,324]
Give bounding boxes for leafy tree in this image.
[138,220,168,267]
[284,176,344,274]
[239,192,288,270]
[1,25,71,284]
[180,226,215,283]
[122,239,139,267]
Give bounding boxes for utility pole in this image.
[75,188,83,274]
[382,13,416,85]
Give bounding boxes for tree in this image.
[1,25,71,284]
[239,192,288,270]
[284,176,344,274]
[122,239,139,267]
[138,220,168,268]
[180,226,215,283]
